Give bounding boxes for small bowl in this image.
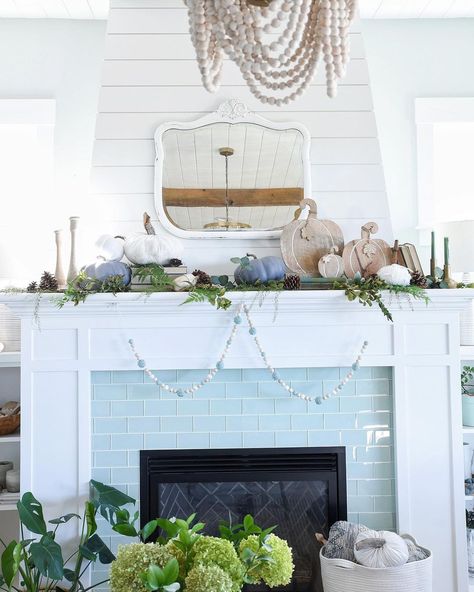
[0,414,20,436]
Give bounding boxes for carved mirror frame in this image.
[154,99,312,240]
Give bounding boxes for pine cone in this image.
[193,269,212,286]
[168,258,183,267]
[39,271,58,292]
[27,281,38,293]
[284,274,301,291]
[410,270,428,288]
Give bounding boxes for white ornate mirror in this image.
[154,100,312,239]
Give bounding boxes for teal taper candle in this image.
[431,231,435,260]
[444,236,449,266]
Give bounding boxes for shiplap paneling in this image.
[91,4,392,274]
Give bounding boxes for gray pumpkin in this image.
[234,254,286,285]
[82,258,132,286]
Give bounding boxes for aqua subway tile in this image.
[145,370,177,384]
[347,480,357,496]
[226,382,258,399]
[356,447,391,462]
[307,397,339,414]
[128,451,140,467]
[91,571,110,586]
[324,413,356,430]
[193,383,226,399]
[111,467,139,484]
[128,417,160,433]
[260,415,290,430]
[258,381,289,398]
[92,371,111,385]
[291,415,324,430]
[356,379,391,396]
[308,368,339,380]
[127,384,160,400]
[347,462,373,479]
[212,369,242,382]
[211,399,241,415]
[324,380,356,396]
[178,432,210,448]
[227,415,258,431]
[243,431,275,447]
[92,401,110,417]
[128,484,139,500]
[347,513,359,524]
[373,430,392,445]
[373,463,395,478]
[372,367,392,379]
[177,369,210,383]
[211,432,243,448]
[374,496,396,512]
[291,381,322,397]
[243,398,274,414]
[358,479,393,496]
[340,430,370,446]
[160,417,193,433]
[348,496,374,513]
[94,385,127,401]
[277,368,307,381]
[111,401,144,417]
[194,416,225,432]
[145,433,177,449]
[111,434,144,450]
[340,397,372,413]
[275,399,308,414]
[112,371,144,384]
[275,431,308,447]
[95,418,127,434]
[308,430,340,446]
[340,366,372,379]
[95,451,128,468]
[372,396,392,412]
[178,399,210,416]
[357,412,391,429]
[92,435,111,451]
[145,400,177,416]
[242,368,273,381]
[91,468,111,483]
[359,513,395,530]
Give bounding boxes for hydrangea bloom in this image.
[239,534,294,588]
[185,563,233,592]
[109,543,175,592]
[191,536,244,592]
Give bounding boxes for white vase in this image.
[465,443,473,480]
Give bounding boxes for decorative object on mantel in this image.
[442,236,457,289]
[280,198,344,276]
[318,246,344,278]
[129,304,368,405]
[342,222,392,279]
[233,254,286,285]
[95,234,125,262]
[397,242,424,276]
[82,259,132,288]
[173,273,198,292]
[410,270,429,289]
[283,274,301,290]
[0,342,4,353]
[67,216,80,282]
[0,400,20,436]
[54,229,67,290]
[462,365,474,427]
[185,0,358,104]
[377,264,411,287]
[27,271,59,293]
[124,212,184,265]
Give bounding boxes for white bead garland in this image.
[184,0,357,104]
[128,304,368,405]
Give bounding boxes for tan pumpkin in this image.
[342,222,392,278]
[280,199,344,276]
[318,246,344,278]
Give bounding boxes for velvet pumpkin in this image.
[234,254,286,285]
[82,259,132,286]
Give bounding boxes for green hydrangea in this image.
[110,543,175,592]
[185,563,233,592]
[191,536,243,592]
[239,534,294,588]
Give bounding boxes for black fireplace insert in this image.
[140,447,347,592]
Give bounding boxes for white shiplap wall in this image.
[92,1,392,274]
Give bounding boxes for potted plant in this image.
[462,366,474,426]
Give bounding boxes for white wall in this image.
[91,1,392,275]
[0,18,106,278]
[362,18,474,269]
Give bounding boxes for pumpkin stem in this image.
[114,235,125,241]
[246,253,257,260]
[355,538,386,550]
[361,221,378,240]
[143,212,156,235]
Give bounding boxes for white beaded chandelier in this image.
[185,0,358,106]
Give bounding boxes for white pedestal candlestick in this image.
[67,217,80,283]
[54,230,67,290]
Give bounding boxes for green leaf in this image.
[141,519,158,542]
[243,515,254,531]
[240,257,250,268]
[89,480,135,509]
[1,541,21,587]
[162,558,179,585]
[64,568,77,582]
[163,584,180,592]
[17,492,47,535]
[112,523,139,537]
[79,544,97,562]
[49,513,81,525]
[83,534,115,565]
[230,258,241,264]
[146,564,165,588]
[218,275,229,285]
[85,500,97,538]
[30,534,64,581]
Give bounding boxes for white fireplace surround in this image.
[2,289,474,592]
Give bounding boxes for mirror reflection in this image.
[162,122,304,232]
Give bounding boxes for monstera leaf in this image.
[30,534,64,581]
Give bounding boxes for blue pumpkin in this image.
[234,254,286,285]
[82,258,132,286]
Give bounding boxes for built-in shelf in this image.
[466,495,473,501]
[0,432,20,443]
[0,503,18,512]
[0,492,20,510]
[462,346,474,360]
[0,352,20,368]
[464,427,474,434]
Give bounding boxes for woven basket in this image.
[320,535,432,592]
[0,414,20,436]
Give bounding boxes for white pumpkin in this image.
[354,530,409,568]
[173,274,197,292]
[124,212,183,265]
[95,235,125,262]
[377,264,411,286]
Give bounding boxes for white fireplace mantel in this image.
[2,289,474,592]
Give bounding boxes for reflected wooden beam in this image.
[163,187,303,207]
